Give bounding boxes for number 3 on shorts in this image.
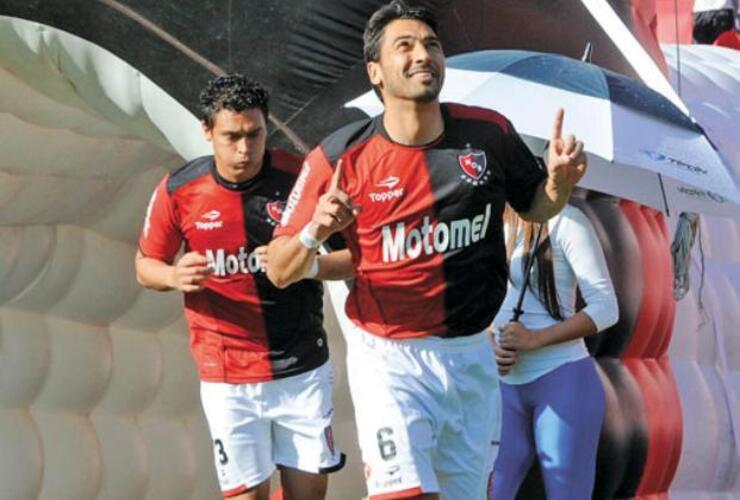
[377,427,397,461]
[214,438,229,465]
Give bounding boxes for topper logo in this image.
[376,176,400,189]
[369,176,404,202]
[202,210,221,221]
[196,210,223,230]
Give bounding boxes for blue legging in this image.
[492,357,605,500]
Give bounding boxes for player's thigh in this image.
[435,342,501,499]
[346,347,441,498]
[201,382,274,494]
[271,362,345,475]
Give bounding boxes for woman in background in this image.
[491,203,619,500]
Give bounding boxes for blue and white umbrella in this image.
[346,50,740,219]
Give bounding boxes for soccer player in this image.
[267,2,587,498]
[135,74,348,500]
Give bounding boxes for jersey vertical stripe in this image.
[275,103,546,339]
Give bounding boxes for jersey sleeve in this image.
[273,146,334,238]
[556,206,619,332]
[499,118,547,213]
[138,176,182,263]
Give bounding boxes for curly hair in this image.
[199,74,269,128]
[693,9,735,44]
[363,1,439,63]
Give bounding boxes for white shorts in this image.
[200,361,345,497]
[345,324,501,500]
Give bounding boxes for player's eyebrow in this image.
[391,33,440,44]
[223,125,264,135]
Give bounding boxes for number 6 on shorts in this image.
[377,427,397,461]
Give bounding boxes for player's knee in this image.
[281,470,328,500]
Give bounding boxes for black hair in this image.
[363,1,439,63]
[504,206,564,321]
[693,9,735,44]
[199,74,269,128]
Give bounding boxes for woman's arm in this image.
[498,206,618,352]
[559,206,619,333]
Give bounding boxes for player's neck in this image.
[382,99,443,146]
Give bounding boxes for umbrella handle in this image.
[498,223,545,375]
[510,222,545,323]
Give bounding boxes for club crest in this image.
[458,151,488,180]
[266,201,285,225]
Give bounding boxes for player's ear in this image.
[201,120,213,142]
[367,61,382,87]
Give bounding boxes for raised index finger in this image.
[329,158,344,191]
[551,107,564,141]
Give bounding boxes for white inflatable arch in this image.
[0,16,363,500]
[663,44,740,500]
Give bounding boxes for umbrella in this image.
[346,50,740,219]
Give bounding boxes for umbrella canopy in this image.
[0,0,652,150]
[346,50,740,219]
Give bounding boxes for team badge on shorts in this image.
[458,149,490,186]
[324,425,336,457]
[265,201,286,226]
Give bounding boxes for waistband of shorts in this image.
[347,323,491,352]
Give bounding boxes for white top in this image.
[493,205,619,385]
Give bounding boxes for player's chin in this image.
[409,84,441,103]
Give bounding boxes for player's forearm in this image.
[135,252,175,291]
[267,235,317,288]
[533,311,597,348]
[520,178,571,223]
[316,249,355,281]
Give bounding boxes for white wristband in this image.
[299,224,323,249]
[305,257,320,279]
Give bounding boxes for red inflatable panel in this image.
[619,202,675,359]
[619,201,682,499]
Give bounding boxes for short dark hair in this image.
[363,1,439,63]
[199,74,269,128]
[693,9,734,44]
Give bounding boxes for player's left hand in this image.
[255,245,268,273]
[498,321,541,352]
[546,108,587,192]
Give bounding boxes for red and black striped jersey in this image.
[139,150,327,383]
[276,103,546,339]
